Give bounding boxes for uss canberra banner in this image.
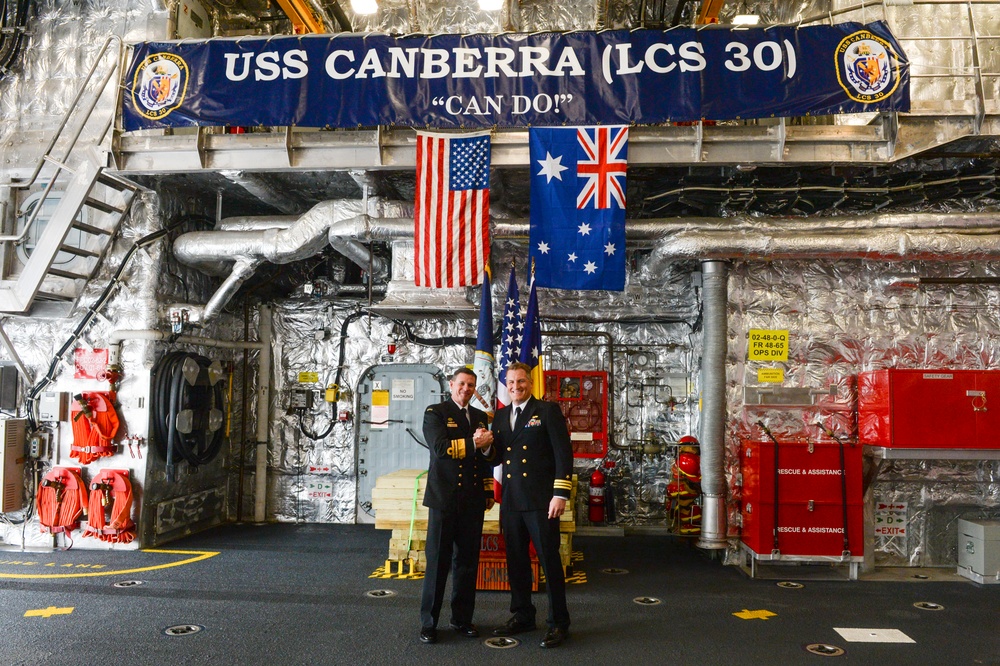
[122,23,908,131]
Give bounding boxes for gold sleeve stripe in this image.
[450,439,466,459]
[483,479,495,490]
[553,480,574,490]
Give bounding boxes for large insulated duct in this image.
[638,212,1000,277]
[697,260,729,550]
[177,207,1000,321]
[174,201,405,320]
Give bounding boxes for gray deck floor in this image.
[1,524,997,665]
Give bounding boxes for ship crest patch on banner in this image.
[132,53,189,120]
[836,31,899,103]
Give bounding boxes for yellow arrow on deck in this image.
[25,606,74,618]
[733,609,777,620]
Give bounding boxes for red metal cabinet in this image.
[859,369,1000,448]
[741,440,862,505]
[740,440,863,557]
[741,498,864,558]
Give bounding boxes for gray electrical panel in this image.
[356,364,447,524]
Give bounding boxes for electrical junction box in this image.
[0,419,27,512]
[39,391,68,422]
[957,518,1000,584]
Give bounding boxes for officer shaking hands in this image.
[490,361,573,648]
[418,367,496,645]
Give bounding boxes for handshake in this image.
[473,427,494,450]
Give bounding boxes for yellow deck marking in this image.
[0,549,219,579]
[25,606,74,618]
[733,609,777,620]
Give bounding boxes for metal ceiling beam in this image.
[113,111,992,173]
[274,0,326,33]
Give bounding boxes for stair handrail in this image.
[1,35,125,244]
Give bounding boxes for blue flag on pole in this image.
[518,266,545,400]
[529,126,628,291]
[471,265,495,418]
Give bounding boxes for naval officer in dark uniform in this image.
[419,367,496,644]
[490,361,573,648]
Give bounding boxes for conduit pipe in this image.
[697,261,729,550]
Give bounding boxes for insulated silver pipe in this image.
[697,260,729,550]
[174,204,406,319]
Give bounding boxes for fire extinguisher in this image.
[589,465,606,524]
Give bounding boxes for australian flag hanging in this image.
[529,126,627,291]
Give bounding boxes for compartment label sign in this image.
[748,329,789,361]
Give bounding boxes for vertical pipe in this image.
[237,302,250,522]
[254,305,273,523]
[697,260,729,550]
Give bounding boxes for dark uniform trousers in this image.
[420,500,484,629]
[501,507,569,629]
[493,397,573,631]
[419,400,493,631]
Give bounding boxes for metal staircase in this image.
[0,160,140,312]
[0,35,142,315]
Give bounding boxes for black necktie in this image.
[462,407,470,426]
[513,406,522,428]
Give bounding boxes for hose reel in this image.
[151,352,226,481]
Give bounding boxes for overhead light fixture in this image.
[351,0,378,15]
[733,14,760,24]
[479,0,504,9]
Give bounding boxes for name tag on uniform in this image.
[446,418,458,428]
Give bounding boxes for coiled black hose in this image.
[151,351,224,480]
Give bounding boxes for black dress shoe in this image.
[419,627,437,644]
[449,623,479,638]
[492,617,536,636]
[540,627,568,648]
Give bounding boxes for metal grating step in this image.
[83,196,126,215]
[71,220,113,235]
[96,171,141,192]
[34,291,73,302]
[46,268,89,281]
[58,244,99,258]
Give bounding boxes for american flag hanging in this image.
[414,131,491,288]
[496,263,522,408]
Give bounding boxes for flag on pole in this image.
[518,261,545,400]
[496,263,522,408]
[494,263,521,504]
[529,126,628,291]
[470,264,495,418]
[414,130,491,288]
